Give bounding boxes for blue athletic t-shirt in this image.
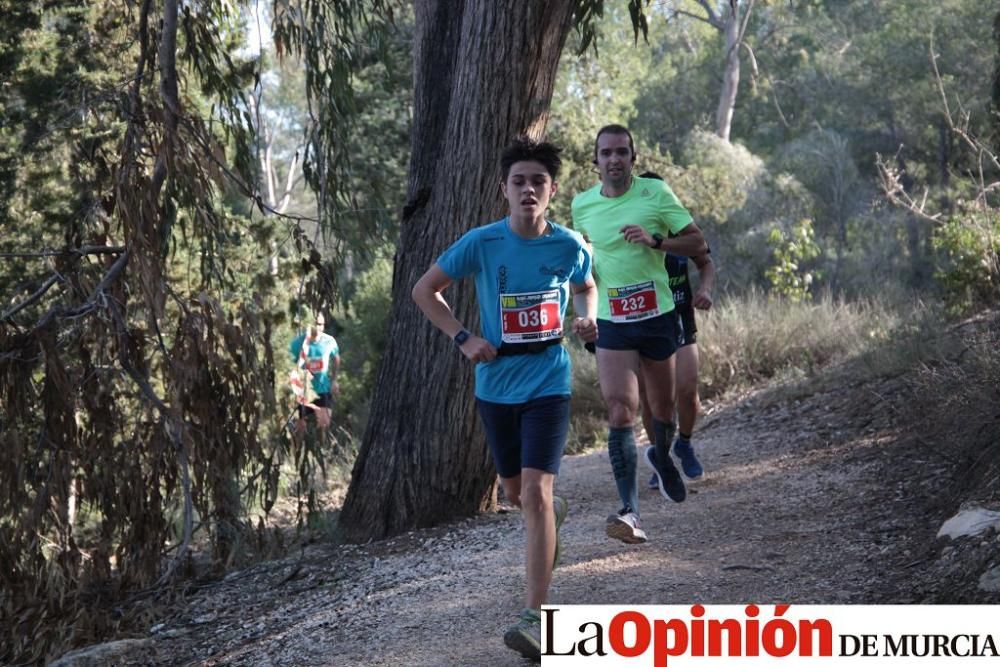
[289,332,339,394]
[436,218,592,404]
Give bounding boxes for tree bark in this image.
[715,3,741,142]
[339,0,575,542]
[714,0,755,142]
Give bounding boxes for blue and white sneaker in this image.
[644,445,686,503]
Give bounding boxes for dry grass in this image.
[902,314,1000,504]
[696,289,910,399]
[566,291,934,452]
[567,342,605,454]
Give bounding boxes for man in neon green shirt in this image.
[571,124,707,544]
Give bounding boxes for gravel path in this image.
[83,375,998,667]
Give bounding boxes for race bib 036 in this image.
[500,290,562,343]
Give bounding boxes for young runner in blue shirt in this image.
[412,137,597,662]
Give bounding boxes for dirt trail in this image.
[98,374,997,666]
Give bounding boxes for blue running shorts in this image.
[595,311,683,360]
[476,394,571,478]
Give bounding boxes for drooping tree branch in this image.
[150,0,179,200]
[105,294,194,587]
[0,246,126,259]
[0,275,60,323]
[689,0,723,29]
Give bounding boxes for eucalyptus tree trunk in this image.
[715,4,741,142]
[713,0,756,142]
[339,0,575,542]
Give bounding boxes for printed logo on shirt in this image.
[539,265,570,280]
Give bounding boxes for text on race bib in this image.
[500,290,562,343]
[608,281,660,323]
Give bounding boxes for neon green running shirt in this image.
[571,176,694,321]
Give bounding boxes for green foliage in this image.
[548,4,656,224]
[271,0,399,268]
[0,2,322,661]
[765,218,822,301]
[994,10,1000,143]
[672,130,766,227]
[333,251,395,436]
[932,208,1000,314]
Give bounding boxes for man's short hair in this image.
[594,124,636,161]
[501,136,563,180]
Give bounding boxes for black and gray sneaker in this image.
[552,495,568,569]
[504,607,541,661]
[644,445,686,502]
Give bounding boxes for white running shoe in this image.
[605,507,648,544]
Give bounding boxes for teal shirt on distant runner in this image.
[289,332,339,395]
[571,176,693,322]
[436,217,592,404]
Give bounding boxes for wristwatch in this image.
[651,233,664,249]
[453,329,471,346]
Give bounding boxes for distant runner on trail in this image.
[411,137,597,662]
[571,124,707,545]
[288,312,340,438]
[636,172,715,490]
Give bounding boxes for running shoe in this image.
[553,495,568,570]
[647,474,659,490]
[605,506,647,544]
[504,607,542,661]
[644,445,686,503]
[673,437,704,480]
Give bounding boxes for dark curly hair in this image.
[501,136,563,180]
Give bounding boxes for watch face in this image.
[454,330,470,345]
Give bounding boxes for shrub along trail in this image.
[97,368,998,667]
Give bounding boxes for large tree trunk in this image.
[339,0,575,542]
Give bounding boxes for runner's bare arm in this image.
[411,263,497,362]
[662,222,708,257]
[580,234,600,283]
[619,222,708,257]
[329,352,341,394]
[692,254,715,310]
[571,277,598,343]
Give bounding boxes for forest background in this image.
[1,0,998,662]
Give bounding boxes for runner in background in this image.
[637,171,715,486]
[288,312,340,439]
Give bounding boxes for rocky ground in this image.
[54,367,1000,666]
